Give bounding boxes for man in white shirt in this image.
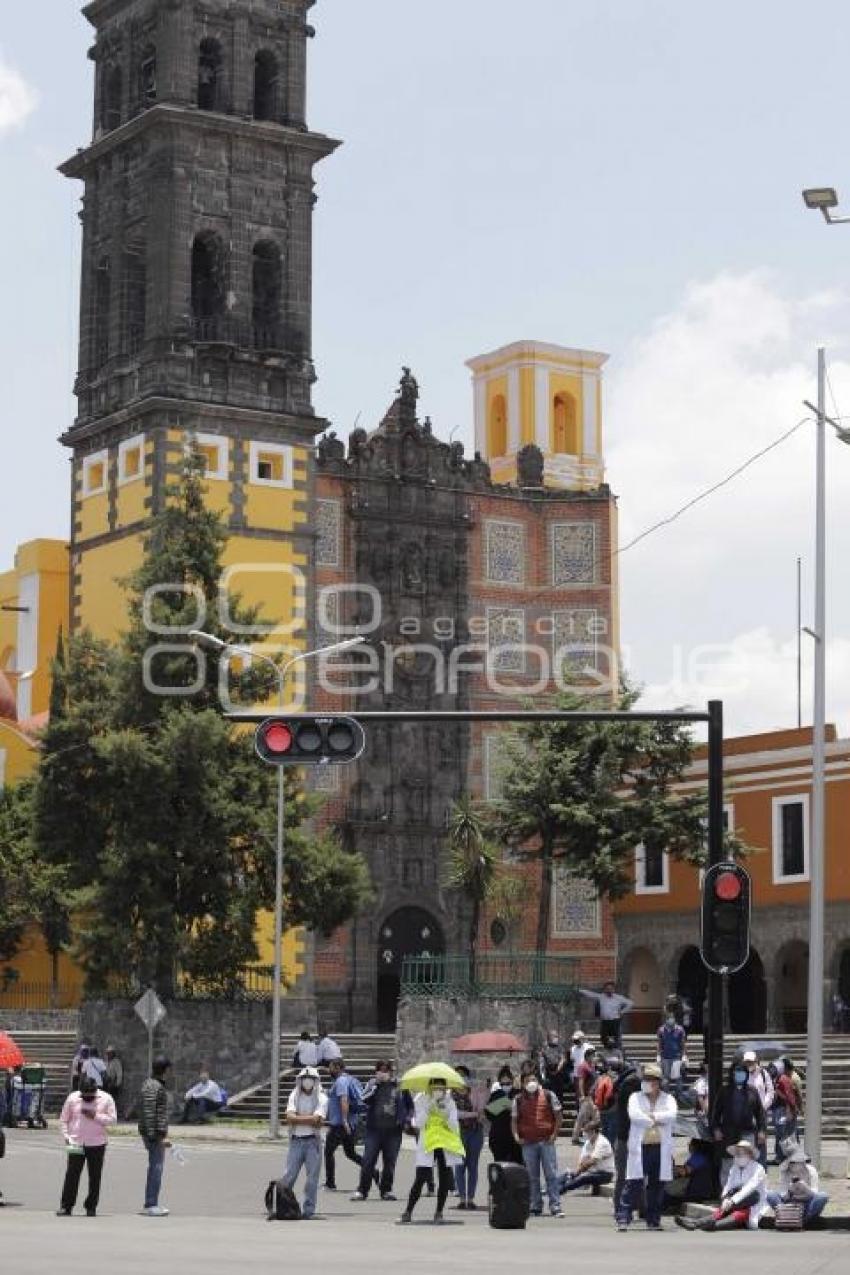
[570,1031,590,1072]
[767,1145,829,1226]
[579,983,635,1049]
[676,1139,767,1231]
[317,1033,342,1065]
[558,1119,615,1197]
[292,1031,319,1070]
[180,1069,225,1124]
[284,1067,328,1219]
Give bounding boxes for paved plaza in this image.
[1,1129,848,1275]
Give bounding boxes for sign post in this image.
[134,988,167,1078]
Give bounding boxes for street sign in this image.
[134,988,166,1030]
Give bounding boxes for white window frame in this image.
[772,793,810,884]
[249,440,293,489]
[188,432,228,481]
[82,449,109,496]
[118,433,145,486]
[484,518,525,586]
[634,843,670,895]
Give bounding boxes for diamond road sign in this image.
[134,988,166,1031]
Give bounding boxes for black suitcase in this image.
[488,1161,531,1229]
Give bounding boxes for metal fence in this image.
[0,983,81,1010]
[400,953,579,1002]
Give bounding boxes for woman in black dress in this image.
[484,1065,523,1165]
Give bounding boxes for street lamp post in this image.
[190,630,364,1138]
[801,185,850,1161]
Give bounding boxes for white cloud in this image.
[0,53,38,135]
[607,271,850,738]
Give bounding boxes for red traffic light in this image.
[715,870,742,901]
[261,722,294,754]
[254,715,366,767]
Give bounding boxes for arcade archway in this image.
[728,947,767,1033]
[676,946,708,1033]
[775,940,808,1033]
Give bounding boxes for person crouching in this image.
[676,1139,768,1231]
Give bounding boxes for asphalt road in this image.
[1,1130,848,1275]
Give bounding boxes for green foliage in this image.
[30,454,371,997]
[0,782,37,968]
[488,685,747,957]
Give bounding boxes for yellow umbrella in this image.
[399,1061,468,1092]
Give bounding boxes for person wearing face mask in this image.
[484,1066,523,1165]
[511,1067,563,1217]
[766,1145,829,1226]
[617,1063,677,1231]
[398,1079,463,1225]
[452,1065,486,1210]
[351,1061,412,1203]
[283,1067,328,1220]
[656,1012,686,1100]
[676,1139,767,1231]
[711,1062,766,1184]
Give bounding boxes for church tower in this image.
[61,0,338,638]
[467,341,608,491]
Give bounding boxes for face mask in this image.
[301,1080,315,1094]
[733,1154,750,1168]
[733,1069,748,1085]
[665,1017,676,1027]
[500,1081,512,1092]
[524,1080,539,1094]
[375,1072,390,1084]
[431,1088,447,1103]
[641,1081,656,1095]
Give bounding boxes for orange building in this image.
[614,726,850,1034]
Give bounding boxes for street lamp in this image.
[802,187,850,224]
[190,629,365,1138]
[801,186,850,1161]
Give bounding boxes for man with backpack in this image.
[350,1060,411,1202]
[281,1066,328,1219]
[323,1057,365,1191]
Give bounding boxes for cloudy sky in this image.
[3,0,850,736]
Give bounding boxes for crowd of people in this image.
[0,1006,834,1229]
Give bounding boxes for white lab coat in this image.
[625,1091,677,1182]
[412,1093,463,1169]
[722,1158,768,1228]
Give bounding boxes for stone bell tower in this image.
[61,0,338,636]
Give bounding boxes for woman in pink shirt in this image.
[58,1075,117,1217]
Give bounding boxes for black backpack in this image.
[265,1179,302,1221]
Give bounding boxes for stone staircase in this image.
[225,1033,396,1120]
[5,1030,77,1117]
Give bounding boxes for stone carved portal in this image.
[376,906,445,1031]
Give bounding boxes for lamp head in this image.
[802,187,838,211]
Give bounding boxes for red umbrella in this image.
[450,1031,528,1054]
[0,1031,25,1069]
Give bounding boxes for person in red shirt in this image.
[572,1047,598,1144]
[769,1060,800,1162]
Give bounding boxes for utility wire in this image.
[615,415,812,557]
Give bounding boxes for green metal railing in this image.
[400,953,579,1002]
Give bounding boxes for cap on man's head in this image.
[642,1063,663,1081]
[742,1050,757,1064]
[297,1066,320,1080]
[572,1030,586,1041]
[787,1145,808,1164]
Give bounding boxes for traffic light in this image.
[700,862,751,974]
[254,715,366,767]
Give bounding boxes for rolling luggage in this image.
[488,1161,530,1229]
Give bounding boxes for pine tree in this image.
[488,685,747,960]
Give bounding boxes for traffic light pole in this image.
[269,764,285,1140]
[707,699,725,1113]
